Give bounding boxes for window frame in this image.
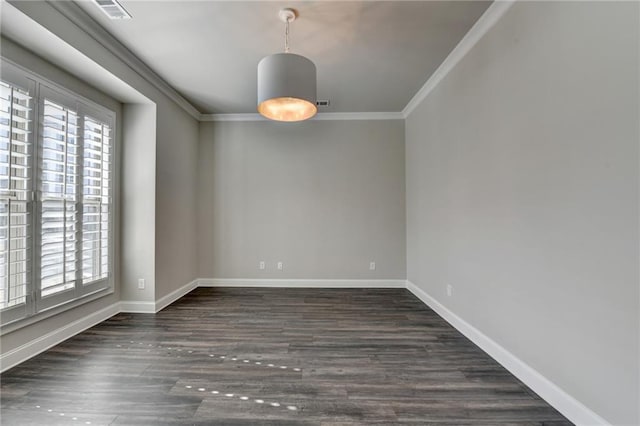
[0,58,116,330]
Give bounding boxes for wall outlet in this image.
[446,284,453,297]
[259,261,266,270]
[138,278,145,290]
[369,261,376,271]
[277,262,283,271]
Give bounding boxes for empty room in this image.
[0,0,638,425]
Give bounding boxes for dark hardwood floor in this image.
[1,288,572,425]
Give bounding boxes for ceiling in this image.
[75,1,491,115]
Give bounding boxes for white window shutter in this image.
[0,81,33,314]
[1,60,115,324]
[82,116,111,284]
[39,98,79,301]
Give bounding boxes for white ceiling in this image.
[75,1,491,114]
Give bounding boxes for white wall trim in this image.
[1,279,402,371]
[405,281,610,426]
[200,112,404,122]
[200,113,267,122]
[0,302,120,373]
[1,276,608,426]
[198,278,406,288]
[1,280,199,371]
[402,0,515,118]
[119,300,155,314]
[313,112,404,121]
[154,279,199,312]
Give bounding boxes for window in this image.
[0,78,33,320]
[0,60,115,326]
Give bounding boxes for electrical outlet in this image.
[369,261,376,271]
[446,284,453,297]
[138,278,145,290]
[277,262,283,271]
[259,261,266,270]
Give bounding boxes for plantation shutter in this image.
[37,93,80,309]
[0,79,34,321]
[0,60,115,325]
[82,116,111,285]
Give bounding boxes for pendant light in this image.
[257,8,317,122]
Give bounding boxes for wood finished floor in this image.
[1,288,572,425]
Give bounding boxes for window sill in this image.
[0,286,115,336]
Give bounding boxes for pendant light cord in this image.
[285,18,291,53]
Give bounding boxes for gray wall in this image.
[122,96,199,303]
[155,99,199,299]
[198,120,406,280]
[121,103,156,302]
[405,2,639,425]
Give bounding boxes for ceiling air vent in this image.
[93,0,132,20]
[316,100,330,107]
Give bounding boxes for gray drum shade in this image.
[257,53,317,122]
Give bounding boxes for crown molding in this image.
[200,111,404,122]
[30,0,514,123]
[200,113,267,122]
[313,112,404,121]
[45,0,202,120]
[402,0,516,118]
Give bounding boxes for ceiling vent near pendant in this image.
[316,100,330,107]
[93,0,132,20]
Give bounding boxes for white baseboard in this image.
[405,281,609,426]
[119,300,155,313]
[197,278,406,288]
[155,279,198,312]
[0,280,199,372]
[120,279,199,313]
[0,302,120,373]
[0,277,609,426]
